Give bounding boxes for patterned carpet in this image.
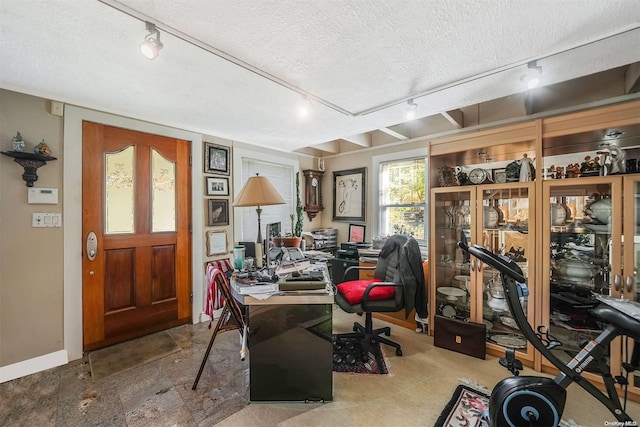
[332,335,389,375]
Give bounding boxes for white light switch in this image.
[32,213,62,227]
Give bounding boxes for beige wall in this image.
[0,90,64,365]
[318,141,429,243]
[0,89,309,377]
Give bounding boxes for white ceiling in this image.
[1,0,639,153]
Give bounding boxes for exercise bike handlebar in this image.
[457,242,526,284]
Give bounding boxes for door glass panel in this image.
[548,182,612,371]
[434,190,472,320]
[105,146,134,234]
[482,187,530,350]
[151,149,176,232]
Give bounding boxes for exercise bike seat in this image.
[592,304,640,341]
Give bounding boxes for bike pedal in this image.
[614,375,628,385]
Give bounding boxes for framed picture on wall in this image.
[206,177,229,196]
[333,167,366,222]
[207,199,229,226]
[206,230,228,256]
[204,142,230,175]
[348,224,366,243]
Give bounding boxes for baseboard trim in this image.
[0,350,68,383]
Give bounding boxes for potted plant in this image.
[282,172,304,248]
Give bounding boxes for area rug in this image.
[435,380,585,427]
[332,335,389,375]
[434,384,489,427]
[89,331,181,380]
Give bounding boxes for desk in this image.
[231,282,333,402]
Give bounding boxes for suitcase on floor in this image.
[434,315,486,359]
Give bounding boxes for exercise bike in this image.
[458,242,639,426]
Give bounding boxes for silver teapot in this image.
[584,198,611,225]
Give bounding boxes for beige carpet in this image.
[89,331,181,380]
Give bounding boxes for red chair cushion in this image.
[336,278,395,305]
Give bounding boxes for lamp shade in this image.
[234,173,285,207]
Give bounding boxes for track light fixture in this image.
[521,60,542,89]
[406,99,418,120]
[140,22,163,60]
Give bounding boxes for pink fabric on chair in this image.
[205,259,233,325]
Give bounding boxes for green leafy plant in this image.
[294,171,304,237]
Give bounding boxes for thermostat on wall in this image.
[28,187,59,204]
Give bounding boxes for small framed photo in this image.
[348,224,366,243]
[207,199,229,226]
[206,177,229,196]
[493,168,507,184]
[204,142,230,175]
[206,230,228,256]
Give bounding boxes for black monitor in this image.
[238,242,256,258]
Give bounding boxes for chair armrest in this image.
[344,265,376,275]
[361,282,403,310]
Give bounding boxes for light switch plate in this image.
[32,213,62,227]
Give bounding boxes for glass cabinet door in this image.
[542,177,622,373]
[480,184,534,355]
[432,188,474,322]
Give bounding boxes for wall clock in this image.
[303,169,324,221]
[468,168,493,185]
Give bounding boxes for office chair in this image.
[334,235,426,360]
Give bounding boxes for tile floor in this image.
[1,306,639,427]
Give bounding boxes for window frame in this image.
[372,148,428,245]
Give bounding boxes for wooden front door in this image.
[82,122,192,351]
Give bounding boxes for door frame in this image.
[63,105,205,361]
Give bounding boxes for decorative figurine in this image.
[580,155,601,176]
[519,153,535,181]
[11,131,25,152]
[34,139,51,156]
[597,144,625,175]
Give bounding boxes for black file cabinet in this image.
[331,258,359,284]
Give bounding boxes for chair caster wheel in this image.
[396,349,402,356]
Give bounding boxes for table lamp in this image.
[233,173,285,243]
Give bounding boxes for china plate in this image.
[488,334,527,349]
[437,286,466,300]
[500,316,518,329]
[584,223,610,233]
[441,304,458,318]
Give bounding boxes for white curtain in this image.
[240,159,294,242]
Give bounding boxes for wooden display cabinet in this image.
[539,99,640,402]
[429,121,539,365]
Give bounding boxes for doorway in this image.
[82,122,192,351]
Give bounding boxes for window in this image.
[375,151,428,243]
[232,147,298,243]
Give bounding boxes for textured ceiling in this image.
[1,0,639,153]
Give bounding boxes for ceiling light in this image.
[298,97,311,117]
[140,22,163,60]
[521,60,542,89]
[406,99,418,120]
